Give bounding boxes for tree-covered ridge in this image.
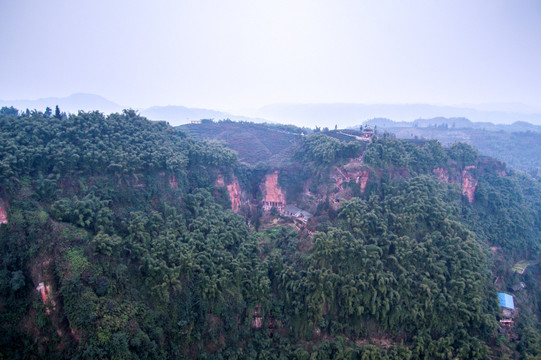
[1,109,541,359]
[362,136,457,174]
[296,134,363,165]
[0,109,257,359]
[0,109,236,188]
[472,171,541,256]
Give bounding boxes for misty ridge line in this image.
[2,93,541,129]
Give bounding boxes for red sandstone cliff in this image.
[432,165,478,203]
[462,165,478,203]
[261,171,287,210]
[358,170,370,194]
[227,181,242,213]
[216,175,244,213]
[331,166,370,194]
[433,159,506,204]
[216,175,225,187]
[0,198,7,224]
[169,175,178,189]
[432,168,450,183]
[321,163,372,210]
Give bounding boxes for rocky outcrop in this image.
[32,258,57,316]
[0,197,7,224]
[433,159,508,204]
[27,255,77,349]
[462,165,478,203]
[36,282,55,315]
[251,304,263,329]
[432,168,450,183]
[216,175,244,213]
[261,171,286,211]
[332,166,370,195]
[358,170,370,194]
[169,175,178,189]
[216,175,225,187]
[432,165,478,203]
[326,164,372,210]
[227,181,242,213]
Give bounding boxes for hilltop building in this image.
[359,125,374,141]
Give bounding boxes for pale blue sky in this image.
[1,0,540,113]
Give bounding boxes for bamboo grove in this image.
[1,108,541,359]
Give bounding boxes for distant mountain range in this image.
[256,103,541,128]
[361,117,541,133]
[2,93,541,128]
[0,93,123,115]
[140,106,265,126]
[0,94,263,126]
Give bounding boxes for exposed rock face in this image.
[358,169,370,195]
[169,175,178,189]
[251,304,263,329]
[216,175,243,213]
[432,165,478,203]
[0,198,7,224]
[332,166,370,195]
[432,167,450,183]
[326,165,371,210]
[433,159,507,204]
[36,282,55,315]
[261,171,286,211]
[227,181,242,213]
[216,175,225,187]
[462,165,478,203]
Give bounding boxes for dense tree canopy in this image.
[1,108,540,359]
[296,134,362,165]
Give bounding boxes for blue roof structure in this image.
[498,292,515,310]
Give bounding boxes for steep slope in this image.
[0,109,259,359]
[179,119,305,166]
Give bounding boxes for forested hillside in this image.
[361,117,541,174]
[1,109,541,359]
[179,120,307,166]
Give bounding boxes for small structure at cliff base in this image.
[283,204,313,223]
[511,282,526,292]
[498,292,516,325]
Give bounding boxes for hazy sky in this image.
[1,0,540,113]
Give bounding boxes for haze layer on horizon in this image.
[1,0,540,115]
